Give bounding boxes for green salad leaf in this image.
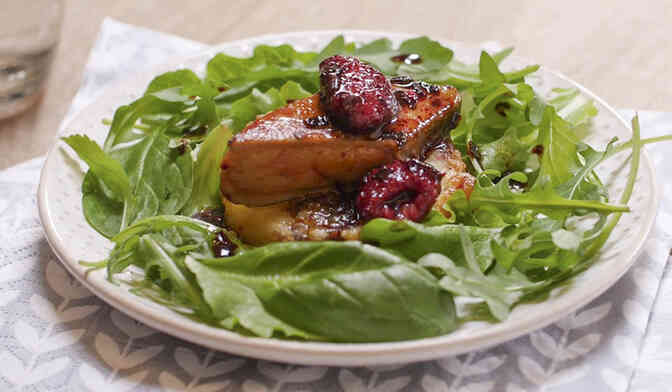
[492,218,582,273]
[206,44,320,104]
[182,125,234,216]
[187,241,456,342]
[104,215,229,317]
[419,237,536,322]
[360,218,497,270]
[448,172,628,227]
[549,87,599,127]
[478,127,531,174]
[62,135,132,236]
[224,81,312,131]
[64,36,660,343]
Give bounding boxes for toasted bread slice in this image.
[220,82,460,206]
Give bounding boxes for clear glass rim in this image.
[0,1,64,40]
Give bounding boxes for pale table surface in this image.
[1,0,670,170]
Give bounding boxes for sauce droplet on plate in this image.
[391,53,423,65]
[212,232,237,257]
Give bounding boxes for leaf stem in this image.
[471,196,629,213]
[607,134,672,158]
[102,118,151,131]
[584,115,642,259]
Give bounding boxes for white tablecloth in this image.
[0,19,670,391]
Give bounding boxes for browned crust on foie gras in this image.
[220,84,461,206]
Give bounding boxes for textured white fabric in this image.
[0,18,670,391]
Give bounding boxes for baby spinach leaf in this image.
[62,134,131,202]
[360,218,498,270]
[62,135,133,235]
[108,123,194,224]
[187,257,317,339]
[186,241,457,342]
[80,172,124,237]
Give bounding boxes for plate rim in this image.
[37,29,659,366]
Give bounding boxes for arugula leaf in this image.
[420,252,536,321]
[557,140,616,201]
[356,36,454,77]
[224,81,312,131]
[419,227,539,321]
[478,51,506,85]
[549,88,599,127]
[70,37,661,344]
[105,215,231,317]
[478,127,532,173]
[105,70,219,151]
[448,172,629,226]
[583,115,642,259]
[186,241,456,342]
[82,69,225,235]
[181,125,234,216]
[351,38,396,73]
[145,69,203,94]
[451,81,538,177]
[83,114,194,236]
[516,116,645,301]
[312,35,357,64]
[533,107,582,187]
[492,218,582,273]
[418,50,539,89]
[206,44,319,104]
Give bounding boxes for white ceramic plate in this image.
[38,31,658,366]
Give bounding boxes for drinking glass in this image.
[0,0,64,119]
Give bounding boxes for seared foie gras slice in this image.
[220,82,461,206]
[222,138,472,245]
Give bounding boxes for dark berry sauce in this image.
[212,232,237,257]
[390,53,423,65]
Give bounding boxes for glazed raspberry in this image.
[356,160,443,222]
[319,55,400,134]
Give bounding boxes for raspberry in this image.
[356,160,443,222]
[319,55,399,134]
